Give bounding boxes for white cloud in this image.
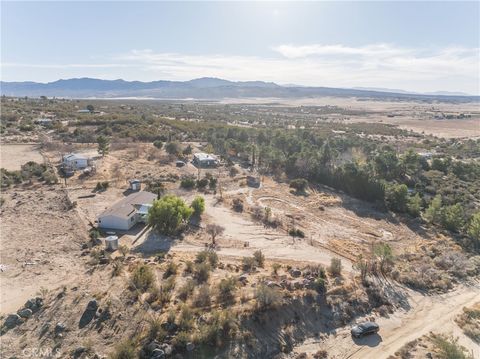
[2,44,479,94]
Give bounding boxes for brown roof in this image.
[98,191,157,219]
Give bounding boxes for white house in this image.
[192,153,218,168]
[62,153,91,170]
[97,191,157,231]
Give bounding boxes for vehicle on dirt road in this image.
[350,322,380,338]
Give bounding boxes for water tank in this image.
[105,236,119,251]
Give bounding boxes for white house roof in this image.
[63,153,89,161]
[194,153,217,161]
[98,191,156,220]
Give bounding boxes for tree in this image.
[86,104,94,113]
[442,204,465,232]
[424,195,443,224]
[206,224,225,245]
[191,196,205,216]
[97,135,110,157]
[384,183,408,213]
[374,147,400,180]
[148,195,193,235]
[165,142,181,156]
[353,254,369,283]
[467,212,480,251]
[182,144,192,156]
[374,243,394,273]
[407,193,423,217]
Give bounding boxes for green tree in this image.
[374,147,400,180]
[153,140,163,149]
[374,243,394,273]
[384,183,408,212]
[407,193,423,217]
[165,142,181,156]
[467,212,480,251]
[148,195,193,235]
[424,195,443,224]
[442,204,465,232]
[97,135,110,157]
[86,104,94,112]
[182,144,193,156]
[191,196,205,216]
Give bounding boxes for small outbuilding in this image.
[129,179,141,191]
[62,153,91,170]
[192,153,218,168]
[97,191,156,231]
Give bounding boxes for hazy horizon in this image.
[1,1,479,95]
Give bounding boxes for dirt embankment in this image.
[0,186,89,315]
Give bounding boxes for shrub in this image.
[217,276,238,304]
[195,250,218,268]
[253,250,265,268]
[442,204,465,232]
[196,178,209,190]
[111,259,124,277]
[232,198,244,212]
[163,261,178,278]
[430,334,473,359]
[110,339,136,359]
[289,228,305,238]
[173,330,191,351]
[130,264,155,293]
[242,257,256,272]
[178,304,194,331]
[272,263,281,275]
[255,284,282,310]
[289,178,308,193]
[191,196,206,216]
[146,316,166,342]
[328,258,342,277]
[194,262,211,283]
[95,181,109,191]
[153,140,163,149]
[184,260,194,274]
[180,177,196,190]
[193,284,211,308]
[178,279,195,301]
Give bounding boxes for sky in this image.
[1,1,479,94]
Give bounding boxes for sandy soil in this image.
[0,144,44,170]
[0,186,88,315]
[291,283,480,358]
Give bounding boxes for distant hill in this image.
[1,77,478,102]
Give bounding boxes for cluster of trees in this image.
[1,161,57,187]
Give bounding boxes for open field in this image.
[0,144,44,170]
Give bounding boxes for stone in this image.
[17,308,33,319]
[151,348,165,359]
[186,342,195,352]
[4,314,21,329]
[161,344,172,355]
[290,269,302,277]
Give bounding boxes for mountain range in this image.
[1,77,478,102]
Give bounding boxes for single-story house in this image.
[97,191,157,231]
[192,153,218,168]
[62,153,91,170]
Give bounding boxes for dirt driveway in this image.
[293,283,480,358]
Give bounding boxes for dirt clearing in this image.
[0,144,44,170]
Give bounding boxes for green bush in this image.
[178,279,195,301]
[195,250,218,268]
[253,250,265,268]
[153,140,163,149]
[180,177,196,190]
[288,228,305,238]
[217,276,238,304]
[289,178,308,193]
[95,181,109,191]
[130,264,156,293]
[191,196,206,216]
[194,262,211,283]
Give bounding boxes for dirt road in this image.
[294,283,480,358]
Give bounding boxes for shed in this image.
[129,179,141,191]
[192,153,218,168]
[62,153,91,170]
